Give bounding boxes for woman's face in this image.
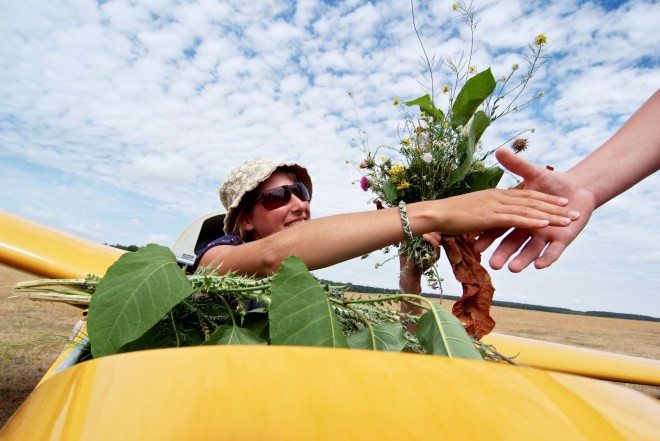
[241,170,311,240]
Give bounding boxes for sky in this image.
[1,0,658,318]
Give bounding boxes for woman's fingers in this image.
[421,232,442,260]
[499,189,580,224]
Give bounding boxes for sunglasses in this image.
[256,182,311,210]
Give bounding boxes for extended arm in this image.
[200,189,577,277]
[475,90,660,271]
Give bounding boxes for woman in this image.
[194,158,579,284]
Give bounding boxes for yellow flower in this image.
[452,3,458,11]
[402,138,410,146]
[442,85,450,94]
[393,97,400,106]
[535,34,547,46]
[388,164,407,176]
[469,65,476,73]
[538,91,545,98]
[397,180,411,190]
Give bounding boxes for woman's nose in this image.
[289,193,308,211]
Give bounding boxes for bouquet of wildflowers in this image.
[351,2,548,337]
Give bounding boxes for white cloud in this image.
[1,0,658,316]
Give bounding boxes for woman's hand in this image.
[429,186,580,235]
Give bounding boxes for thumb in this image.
[495,148,544,181]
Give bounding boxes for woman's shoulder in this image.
[205,235,244,247]
[190,235,245,273]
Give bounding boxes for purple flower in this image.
[360,176,370,191]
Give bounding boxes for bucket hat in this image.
[220,158,313,235]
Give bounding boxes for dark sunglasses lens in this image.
[292,182,310,201]
[260,183,310,210]
[260,188,289,210]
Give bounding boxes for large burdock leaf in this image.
[202,325,266,345]
[347,322,407,352]
[269,256,348,348]
[88,244,192,358]
[416,303,483,360]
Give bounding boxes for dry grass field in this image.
[1,263,659,427]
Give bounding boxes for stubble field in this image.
[1,263,658,426]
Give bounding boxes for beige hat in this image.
[220,158,313,235]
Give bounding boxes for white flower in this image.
[459,116,474,138]
[421,152,433,163]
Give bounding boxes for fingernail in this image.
[559,217,571,225]
[569,210,580,219]
[558,197,569,205]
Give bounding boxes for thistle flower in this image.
[360,176,370,191]
[535,34,547,46]
[359,156,375,169]
[511,138,529,154]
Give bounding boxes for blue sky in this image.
[1,0,658,317]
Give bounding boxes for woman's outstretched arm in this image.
[200,188,578,277]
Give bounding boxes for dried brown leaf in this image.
[441,233,495,339]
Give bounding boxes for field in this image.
[1,263,659,426]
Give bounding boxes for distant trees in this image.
[107,244,141,252]
[320,279,660,323]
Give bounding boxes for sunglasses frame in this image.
[256,182,311,210]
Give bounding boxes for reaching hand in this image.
[474,148,597,271]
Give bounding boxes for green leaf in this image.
[404,94,444,120]
[88,244,192,358]
[451,69,496,128]
[416,303,483,360]
[242,312,270,341]
[346,322,407,352]
[202,324,266,345]
[269,257,348,348]
[448,110,491,187]
[382,180,399,203]
[465,165,504,191]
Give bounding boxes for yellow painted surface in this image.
[483,332,660,386]
[0,210,124,279]
[2,346,659,441]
